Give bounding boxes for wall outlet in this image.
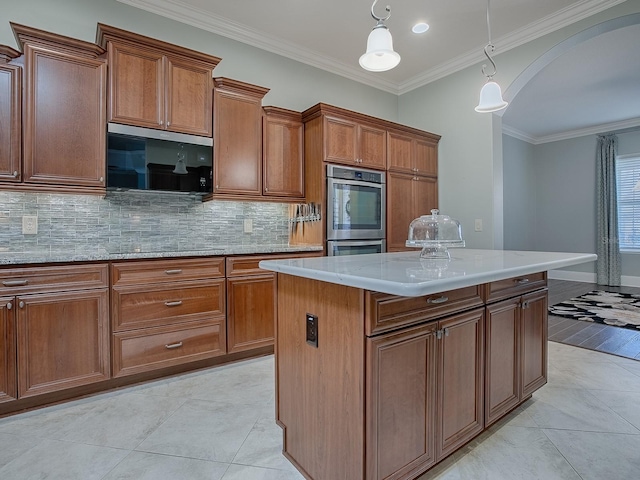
[306,313,318,348]
[243,218,253,233]
[22,215,38,235]
[474,219,483,232]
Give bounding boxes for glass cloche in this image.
[406,209,465,259]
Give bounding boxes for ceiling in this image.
[118,0,639,142]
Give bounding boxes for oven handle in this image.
[328,178,385,190]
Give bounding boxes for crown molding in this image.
[503,117,640,145]
[119,0,626,95]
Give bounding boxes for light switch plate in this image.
[22,215,38,235]
[474,219,483,232]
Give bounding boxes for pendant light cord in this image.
[482,0,497,79]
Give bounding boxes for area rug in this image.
[549,290,640,331]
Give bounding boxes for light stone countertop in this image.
[259,249,597,297]
[0,244,323,266]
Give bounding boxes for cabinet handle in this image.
[436,329,442,340]
[159,120,164,126]
[167,121,171,127]
[3,279,29,287]
[444,327,450,337]
[165,341,183,350]
[19,301,25,309]
[12,171,18,178]
[6,302,11,310]
[521,301,529,309]
[164,300,183,307]
[427,295,448,304]
[516,278,530,284]
[164,269,183,275]
[99,176,104,182]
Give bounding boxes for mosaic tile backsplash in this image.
[0,191,290,254]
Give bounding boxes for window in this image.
[616,154,640,251]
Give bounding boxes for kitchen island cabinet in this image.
[260,249,596,480]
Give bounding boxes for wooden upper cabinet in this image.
[97,23,220,137]
[12,23,107,193]
[213,78,269,196]
[324,115,386,170]
[262,106,304,198]
[0,46,21,184]
[388,129,438,177]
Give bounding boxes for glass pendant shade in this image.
[173,158,188,175]
[359,25,400,72]
[475,80,508,113]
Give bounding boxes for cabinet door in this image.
[263,114,304,197]
[367,322,437,480]
[0,63,21,182]
[485,298,520,427]
[165,56,212,136]
[0,297,17,403]
[359,123,386,170]
[107,42,164,129]
[226,273,276,353]
[387,131,413,173]
[414,175,438,217]
[521,289,548,397]
[414,137,438,177]
[386,171,415,252]
[17,290,110,398]
[437,309,484,460]
[324,116,358,165]
[213,88,263,195]
[23,44,106,187]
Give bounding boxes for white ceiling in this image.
[118,0,639,142]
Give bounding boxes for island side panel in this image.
[276,273,365,480]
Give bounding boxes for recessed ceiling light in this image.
[412,22,429,34]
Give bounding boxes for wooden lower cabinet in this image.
[0,297,17,403]
[367,308,484,479]
[17,289,110,398]
[227,273,276,353]
[485,288,548,426]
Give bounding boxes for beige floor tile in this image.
[221,464,305,480]
[0,432,42,468]
[550,358,640,392]
[102,451,229,480]
[585,389,640,432]
[61,392,187,449]
[0,438,129,480]
[135,398,260,463]
[544,428,640,480]
[232,416,298,472]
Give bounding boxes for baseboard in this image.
[548,269,640,287]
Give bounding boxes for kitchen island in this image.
[259,249,596,480]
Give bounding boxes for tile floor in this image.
[0,342,638,480]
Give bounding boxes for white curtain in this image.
[596,134,621,286]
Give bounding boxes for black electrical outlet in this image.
[306,313,318,348]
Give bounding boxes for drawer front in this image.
[0,263,108,295]
[365,285,483,336]
[111,257,225,286]
[112,319,226,377]
[112,279,225,331]
[483,272,547,303]
[227,252,321,277]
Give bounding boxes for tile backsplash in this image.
[0,191,289,253]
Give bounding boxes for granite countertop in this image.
[259,249,597,297]
[0,244,323,266]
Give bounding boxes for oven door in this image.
[326,177,386,240]
[327,240,386,256]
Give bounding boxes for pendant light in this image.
[475,0,508,113]
[173,144,188,175]
[359,0,400,72]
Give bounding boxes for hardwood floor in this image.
[548,279,640,360]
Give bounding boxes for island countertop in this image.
[259,249,597,297]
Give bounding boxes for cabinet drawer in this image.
[227,252,320,276]
[112,318,226,377]
[112,279,225,331]
[365,286,483,336]
[0,263,108,294]
[483,272,547,303]
[111,257,224,286]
